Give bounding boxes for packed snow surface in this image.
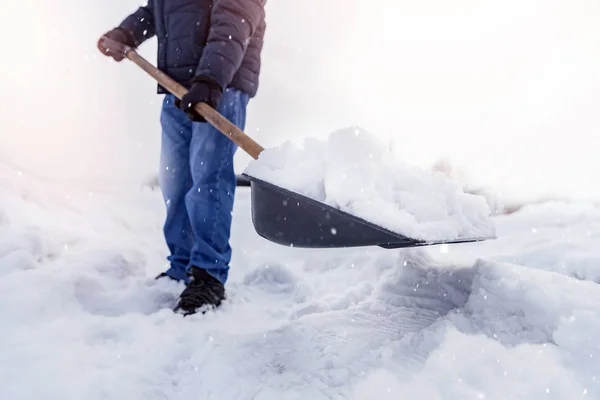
[244,128,496,242]
[2,162,600,400]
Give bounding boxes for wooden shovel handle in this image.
[101,37,264,160]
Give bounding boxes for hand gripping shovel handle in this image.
[100,37,265,160]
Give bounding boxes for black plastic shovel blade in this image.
[236,174,252,187]
[242,174,492,249]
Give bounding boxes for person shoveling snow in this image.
[97,1,494,318]
[97,0,267,316]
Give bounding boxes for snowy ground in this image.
[1,162,599,400]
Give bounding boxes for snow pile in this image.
[351,259,600,400]
[244,127,496,241]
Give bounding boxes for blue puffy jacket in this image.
[118,0,266,97]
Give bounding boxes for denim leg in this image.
[186,88,249,284]
[158,95,194,282]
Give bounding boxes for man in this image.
[97,0,267,316]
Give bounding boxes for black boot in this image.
[174,267,225,316]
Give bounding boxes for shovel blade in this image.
[243,174,491,249]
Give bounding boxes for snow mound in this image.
[244,127,496,241]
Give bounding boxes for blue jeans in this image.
[158,89,249,284]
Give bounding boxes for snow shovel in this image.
[101,38,492,249]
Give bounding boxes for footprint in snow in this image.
[243,263,310,302]
[0,249,38,277]
[74,275,184,317]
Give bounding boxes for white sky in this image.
[1,0,599,203]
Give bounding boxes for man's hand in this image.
[176,76,223,122]
[97,28,137,62]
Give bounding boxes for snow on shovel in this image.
[100,37,496,249]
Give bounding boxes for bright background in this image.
[1,0,599,204]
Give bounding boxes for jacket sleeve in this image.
[119,3,156,46]
[195,0,266,89]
